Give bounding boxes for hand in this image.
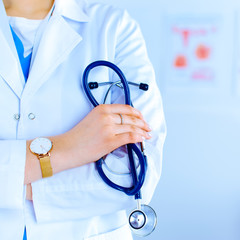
[62,104,151,167]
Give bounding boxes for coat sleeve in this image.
[0,140,26,209]
[31,9,166,224]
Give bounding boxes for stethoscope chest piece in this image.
[129,210,146,230]
[129,205,157,237]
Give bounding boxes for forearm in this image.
[24,134,85,200]
[24,134,71,200]
[24,134,87,185]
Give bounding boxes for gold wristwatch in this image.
[30,137,53,178]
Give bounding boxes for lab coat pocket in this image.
[84,224,133,240]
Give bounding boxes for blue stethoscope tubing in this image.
[82,60,147,200]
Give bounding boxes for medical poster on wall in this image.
[164,15,222,89]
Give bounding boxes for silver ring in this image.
[119,113,124,125]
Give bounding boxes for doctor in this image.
[0,0,166,239]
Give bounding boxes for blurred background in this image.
[89,0,240,239]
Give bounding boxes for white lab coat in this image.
[0,0,166,239]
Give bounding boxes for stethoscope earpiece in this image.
[88,82,99,89]
[139,83,149,91]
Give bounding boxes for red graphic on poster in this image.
[174,55,187,68]
[172,27,216,48]
[196,44,211,60]
[191,68,214,81]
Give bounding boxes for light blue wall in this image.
[87,0,240,239]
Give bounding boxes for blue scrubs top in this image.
[23,228,27,240]
[10,27,32,81]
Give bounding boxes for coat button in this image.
[14,114,20,121]
[28,113,36,120]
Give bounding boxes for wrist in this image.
[48,133,81,174]
[25,132,88,184]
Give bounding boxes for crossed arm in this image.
[25,104,152,199]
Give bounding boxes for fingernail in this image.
[147,133,152,138]
[147,124,152,131]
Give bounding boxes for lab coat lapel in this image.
[24,15,83,99]
[0,1,25,98]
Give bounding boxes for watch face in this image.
[30,137,52,155]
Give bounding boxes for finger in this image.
[114,124,152,139]
[114,132,147,147]
[99,104,143,119]
[113,114,151,131]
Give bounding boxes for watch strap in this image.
[38,154,53,178]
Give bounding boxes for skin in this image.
[3,0,55,19]
[3,0,152,200]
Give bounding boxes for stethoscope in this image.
[82,60,157,237]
